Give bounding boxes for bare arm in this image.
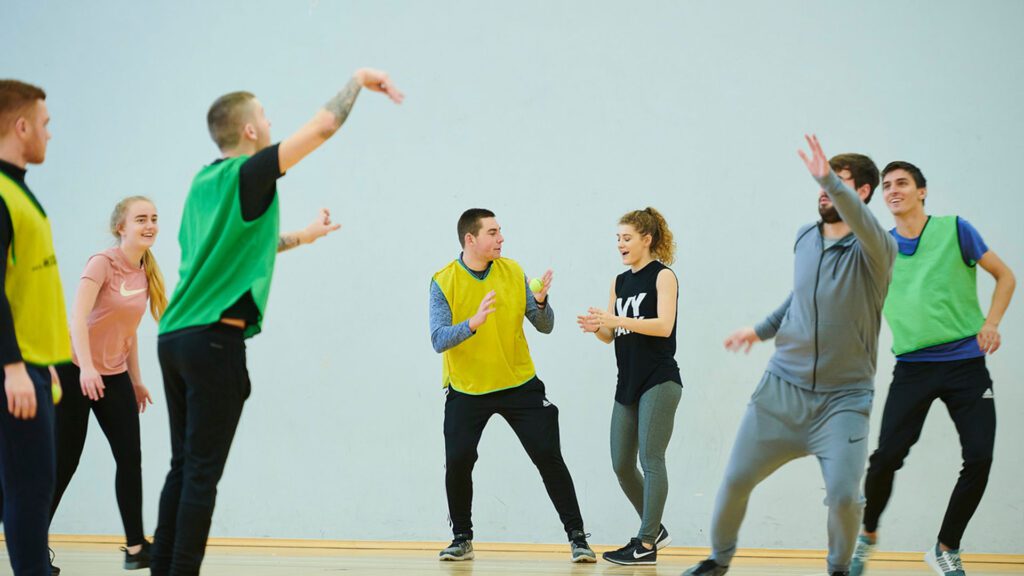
[581,271,678,339]
[278,208,342,253]
[278,69,403,174]
[579,277,617,343]
[71,278,106,400]
[976,250,1016,354]
[126,336,153,414]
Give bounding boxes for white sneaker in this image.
[925,543,965,576]
[850,535,875,576]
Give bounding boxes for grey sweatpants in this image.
[610,380,682,543]
[709,372,872,574]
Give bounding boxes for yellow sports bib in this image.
[0,173,71,365]
[434,257,536,395]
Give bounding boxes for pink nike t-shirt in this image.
[73,247,149,375]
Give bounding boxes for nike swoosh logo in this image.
[120,282,146,297]
[849,436,866,443]
[632,548,655,559]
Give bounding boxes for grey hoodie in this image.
[754,171,897,392]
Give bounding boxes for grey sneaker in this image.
[850,535,875,576]
[568,530,596,563]
[655,524,672,550]
[925,543,965,576]
[439,535,474,561]
[683,558,729,576]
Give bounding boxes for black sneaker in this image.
[602,537,657,566]
[568,529,596,563]
[683,558,729,576]
[438,534,474,561]
[654,524,672,550]
[49,547,61,575]
[122,540,152,570]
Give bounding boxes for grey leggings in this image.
[610,380,682,543]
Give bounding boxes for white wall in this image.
[9,0,1022,553]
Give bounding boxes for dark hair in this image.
[882,161,927,189]
[207,91,256,150]
[457,208,496,247]
[829,153,880,203]
[0,79,46,137]
[619,207,676,265]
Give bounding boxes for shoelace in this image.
[571,532,592,547]
[852,539,873,561]
[937,548,964,572]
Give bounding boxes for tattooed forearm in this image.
[323,78,362,130]
[278,233,302,253]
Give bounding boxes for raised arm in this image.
[799,134,895,270]
[278,68,403,174]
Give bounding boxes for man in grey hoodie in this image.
[683,135,897,576]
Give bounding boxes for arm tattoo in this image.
[324,78,362,129]
[277,233,302,253]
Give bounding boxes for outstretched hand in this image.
[354,68,404,104]
[798,134,831,179]
[303,208,342,244]
[724,326,761,354]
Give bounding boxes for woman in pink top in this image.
[50,196,167,574]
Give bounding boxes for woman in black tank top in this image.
[578,207,682,566]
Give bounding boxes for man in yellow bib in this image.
[0,79,72,576]
[429,208,595,563]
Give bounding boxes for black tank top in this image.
[613,260,681,404]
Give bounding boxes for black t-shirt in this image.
[613,260,681,404]
[218,144,283,323]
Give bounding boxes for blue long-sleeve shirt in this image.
[429,258,553,353]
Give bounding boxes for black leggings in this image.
[444,378,585,539]
[863,357,995,549]
[50,363,145,547]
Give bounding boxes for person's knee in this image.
[824,482,863,509]
[867,445,909,474]
[445,445,478,472]
[611,451,637,479]
[961,452,993,475]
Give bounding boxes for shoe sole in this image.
[125,560,150,570]
[603,556,656,566]
[572,554,597,563]
[656,535,672,550]
[439,552,475,561]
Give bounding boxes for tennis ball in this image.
[529,278,543,292]
[52,382,63,405]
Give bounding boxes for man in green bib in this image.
[429,209,596,564]
[0,79,72,576]
[152,69,403,576]
[850,162,1016,576]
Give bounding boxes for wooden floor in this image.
[25,543,1024,575]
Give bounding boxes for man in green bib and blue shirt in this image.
[850,161,1016,576]
[152,69,403,576]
